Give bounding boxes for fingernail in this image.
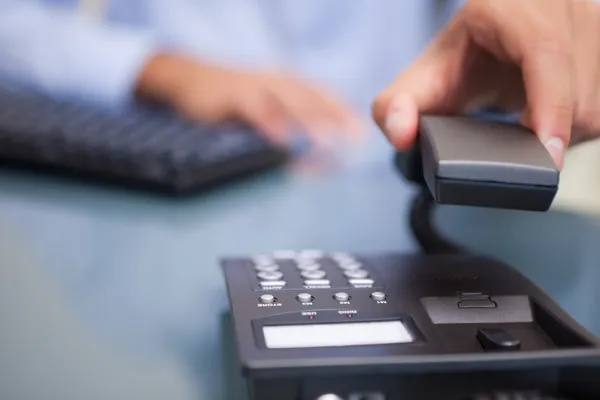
[543,137,565,169]
[385,94,411,142]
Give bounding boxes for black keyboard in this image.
[0,84,288,194]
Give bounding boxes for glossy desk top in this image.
[0,134,599,400]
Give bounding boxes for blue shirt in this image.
[0,0,462,113]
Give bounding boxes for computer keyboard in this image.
[0,83,288,193]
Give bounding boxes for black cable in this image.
[409,187,465,255]
[395,147,463,255]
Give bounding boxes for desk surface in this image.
[0,135,599,400]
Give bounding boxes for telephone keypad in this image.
[252,250,381,291]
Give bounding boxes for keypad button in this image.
[349,278,375,286]
[301,270,327,280]
[304,279,330,286]
[370,292,386,301]
[316,395,344,400]
[260,280,286,288]
[337,261,362,270]
[253,254,273,264]
[332,253,356,263]
[334,292,350,302]
[297,262,321,271]
[254,264,279,272]
[296,293,313,303]
[257,271,284,281]
[259,294,276,304]
[344,269,369,279]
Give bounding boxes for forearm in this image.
[0,1,158,107]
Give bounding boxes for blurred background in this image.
[0,1,599,399]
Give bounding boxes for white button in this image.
[296,262,321,271]
[332,253,355,262]
[334,292,350,302]
[344,269,369,279]
[349,278,375,286]
[259,294,276,303]
[337,261,362,270]
[301,270,326,280]
[304,279,330,286]
[370,292,386,301]
[254,264,279,272]
[253,254,273,264]
[297,293,313,303]
[260,280,286,288]
[257,271,284,281]
[317,394,343,400]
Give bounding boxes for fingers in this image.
[236,92,290,145]
[494,0,575,168]
[372,0,577,169]
[304,85,365,142]
[372,44,464,151]
[463,0,574,168]
[269,76,364,147]
[165,62,363,149]
[233,73,364,148]
[570,1,600,144]
[372,7,476,151]
[375,92,419,151]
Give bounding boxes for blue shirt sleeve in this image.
[0,1,158,108]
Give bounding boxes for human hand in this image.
[137,53,363,146]
[372,0,600,169]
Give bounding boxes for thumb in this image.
[372,45,464,151]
